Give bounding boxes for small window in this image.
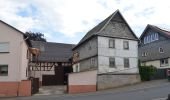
[75,64,79,72]
[109,58,115,68]
[142,52,148,57]
[0,42,9,53]
[40,44,45,51]
[160,59,168,67]
[123,41,129,50]
[124,58,129,68]
[109,39,115,48]
[0,65,8,76]
[155,33,159,40]
[90,58,95,67]
[159,47,164,53]
[89,41,92,50]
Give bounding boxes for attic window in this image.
[144,33,159,44]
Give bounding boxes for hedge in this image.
[139,65,157,81]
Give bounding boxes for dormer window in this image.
[144,33,159,44]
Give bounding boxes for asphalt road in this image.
[2,81,170,100]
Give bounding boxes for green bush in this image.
[139,65,157,81]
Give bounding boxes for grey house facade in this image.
[73,10,141,90]
[139,24,170,78]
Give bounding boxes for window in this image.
[0,65,8,76]
[143,33,159,44]
[123,41,129,50]
[155,33,159,40]
[109,58,115,68]
[160,59,168,67]
[159,47,164,53]
[142,52,148,57]
[75,64,80,72]
[40,44,45,51]
[89,41,92,50]
[144,37,146,44]
[124,58,129,68]
[109,39,115,48]
[0,42,9,53]
[90,58,95,67]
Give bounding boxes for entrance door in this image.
[55,65,64,85]
[42,66,64,86]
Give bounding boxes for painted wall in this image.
[68,70,97,93]
[0,22,28,82]
[143,58,170,69]
[98,36,138,74]
[30,70,55,81]
[20,41,29,80]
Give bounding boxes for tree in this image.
[25,31,46,42]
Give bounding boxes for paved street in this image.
[1,79,170,100]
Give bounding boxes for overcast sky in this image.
[0,0,170,44]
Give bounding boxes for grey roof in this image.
[140,24,170,39]
[31,41,75,62]
[73,9,138,50]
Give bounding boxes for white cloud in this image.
[0,0,170,43]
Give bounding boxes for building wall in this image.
[79,56,98,71]
[139,28,170,62]
[20,41,29,80]
[0,80,31,97]
[97,74,141,90]
[68,70,97,93]
[98,36,138,74]
[0,22,28,82]
[30,70,55,82]
[74,37,97,60]
[142,58,170,69]
[73,37,98,72]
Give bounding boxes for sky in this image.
[0,0,170,44]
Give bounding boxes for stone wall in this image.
[97,74,141,90]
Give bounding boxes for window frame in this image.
[109,57,116,68]
[0,42,10,53]
[0,65,8,76]
[109,39,115,48]
[123,41,129,50]
[90,58,95,67]
[160,58,169,67]
[159,47,164,53]
[124,58,130,68]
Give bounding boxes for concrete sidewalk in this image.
[34,79,169,97]
[34,85,67,96]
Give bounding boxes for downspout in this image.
[16,36,22,96]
